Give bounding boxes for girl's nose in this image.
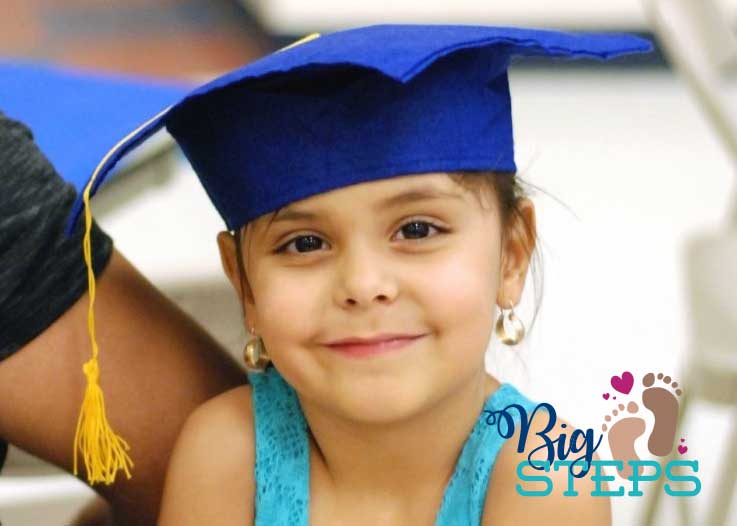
[333,244,399,308]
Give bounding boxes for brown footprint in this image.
[602,401,645,479]
[641,372,682,457]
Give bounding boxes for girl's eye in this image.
[394,220,445,242]
[274,219,446,255]
[276,234,325,254]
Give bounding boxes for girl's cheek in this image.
[256,273,323,339]
[425,252,499,356]
[432,251,496,309]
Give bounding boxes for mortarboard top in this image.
[61,24,654,486]
[65,24,653,237]
[0,60,191,191]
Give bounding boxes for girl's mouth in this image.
[324,334,426,358]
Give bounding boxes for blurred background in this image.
[2,1,737,525]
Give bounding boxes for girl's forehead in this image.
[248,172,470,231]
[301,172,463,205]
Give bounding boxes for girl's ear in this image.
[497,198,537,305]
[216,231,243,299]
[217,230,258,314]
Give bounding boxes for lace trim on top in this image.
[248,367,310,526]
[434,382,540,526]
[247,366,540,526]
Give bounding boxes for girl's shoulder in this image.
[181,383,256,459]
[481,406,611,526]
[199,383,257,441]
[198,382,256,423]
[158,383,256,526]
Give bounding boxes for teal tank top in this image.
[246,366,541,526]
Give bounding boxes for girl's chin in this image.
[333,404,424,426]
[321,387,434,425]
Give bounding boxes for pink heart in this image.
[678,445,688,455]
[602,393,610,400]
[611,372,634,395]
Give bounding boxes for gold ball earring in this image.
[495,300,525,345]
[243,327,271,371]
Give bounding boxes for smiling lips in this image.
[323,334,426,358]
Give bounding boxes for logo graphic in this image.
[484,369,701,497]
[602,371,685,479]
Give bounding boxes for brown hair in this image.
[232,170,544,338]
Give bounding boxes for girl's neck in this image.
[300,369,501,508]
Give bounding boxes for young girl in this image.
[65,24,653,525]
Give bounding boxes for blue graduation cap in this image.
[58,24,653,487]
[0,60,191,192]
[65,24,653,238]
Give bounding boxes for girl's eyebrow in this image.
[272,185,464,224]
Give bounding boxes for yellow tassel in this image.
[71,107,169,485]
[72,169,134,485]
[73,359,134,484]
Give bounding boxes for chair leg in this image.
[676,465,693,526]
[706,407,737,526]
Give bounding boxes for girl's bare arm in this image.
[157,384,256,526]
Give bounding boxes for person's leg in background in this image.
[0,250,248,526]
[0,113,248,525]
[0,439,7,473]
[70,494,114,526]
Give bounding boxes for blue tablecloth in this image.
[0,60,191,191]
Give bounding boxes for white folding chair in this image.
[641,0,737,524]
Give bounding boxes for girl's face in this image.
[217,172,535,424]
